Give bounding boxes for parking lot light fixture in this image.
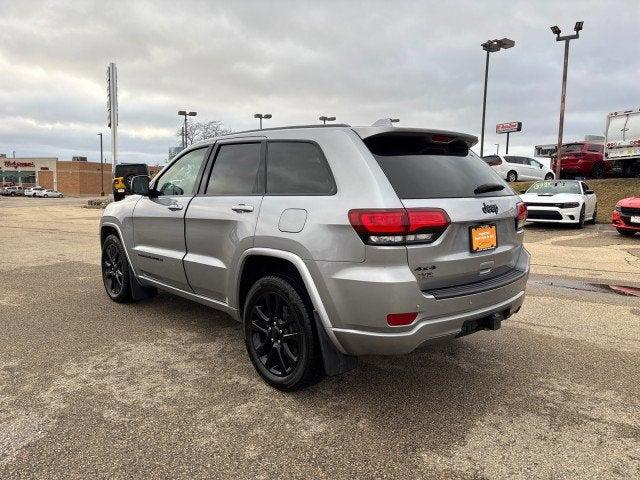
[480,37,515,157]
[254,113,272,129]
[178,110,197,147]
[550,21,583,179]
[319,116,336,125]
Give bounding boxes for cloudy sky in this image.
[0,0,638,164]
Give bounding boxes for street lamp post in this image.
[550,22,583,179]
[480,37,515,157]
[178,110,197,147]
[319,115,336,125]
[254,113,272,129]
[98,133,104,196]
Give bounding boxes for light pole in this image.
[319,115,336,125]
[550,22,583,179]
[98,133,104,196]
[495,143,500,155]
[178,110,197,147]
[254,113,272,129]
[480,37,515,157]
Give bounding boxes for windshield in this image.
[561,144,583,154]
[526,181,581,195]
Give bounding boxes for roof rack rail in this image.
[224,123,352,137]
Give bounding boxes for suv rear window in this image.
[364,133,510,199]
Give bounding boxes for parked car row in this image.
[0,186,63,197]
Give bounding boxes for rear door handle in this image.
[232,204,254,213]
[167,203,183,211]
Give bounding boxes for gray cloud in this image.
[0,0,638,163]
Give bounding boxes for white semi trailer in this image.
[605,108,640,176]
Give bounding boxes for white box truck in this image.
[605,108,640,176]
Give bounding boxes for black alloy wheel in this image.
[507,171,517,182]
[101,234,132,302]
[545,173,554,180]
[243,275,323,390]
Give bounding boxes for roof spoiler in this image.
[353,126,478,148]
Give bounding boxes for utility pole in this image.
[479,38,515,157]
[550,22,583,179]
[98,133,104,196]
[107,63,118,169]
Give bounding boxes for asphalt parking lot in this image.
[1,196,639,479]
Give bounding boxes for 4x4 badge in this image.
[482,203,499,215]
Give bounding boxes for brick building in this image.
[1,155,163,196]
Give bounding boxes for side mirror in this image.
[131,175,151,196]
[585,189,594,195]
[539,164,543,168]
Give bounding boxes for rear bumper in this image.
[332,289,525,355]
[316,248,530,356]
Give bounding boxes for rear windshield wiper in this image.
[474,183,505,195]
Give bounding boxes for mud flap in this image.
[129,265,157,301]
[313,312,357,376]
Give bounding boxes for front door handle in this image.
[231,204,254,213]
[168,203,183,211]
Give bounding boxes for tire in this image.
[101,234,132,303]
[575,205,586,229]
[588,203,597,224]
[617,229,636,237]
[43,194,48,198]
[507,171,517,182]
[591,163,605,179]
[544,173,554,180]
[243,275,324,391]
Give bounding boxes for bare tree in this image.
[177,120,233,146]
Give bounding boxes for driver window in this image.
[156,148,208,196]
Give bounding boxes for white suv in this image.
[25,187,45,197]
[483,155,555,182]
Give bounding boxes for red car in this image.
[612,197,640,236]
[551,142,610,179]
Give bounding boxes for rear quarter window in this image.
[266,141,336,195]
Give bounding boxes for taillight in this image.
[515,202,527,230]
[348,208,450,246]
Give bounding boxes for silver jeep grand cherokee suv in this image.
[100,124,529,390]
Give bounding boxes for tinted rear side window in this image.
[206,143,263,195]
[266,141,335,195]
[365,134,510,199]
